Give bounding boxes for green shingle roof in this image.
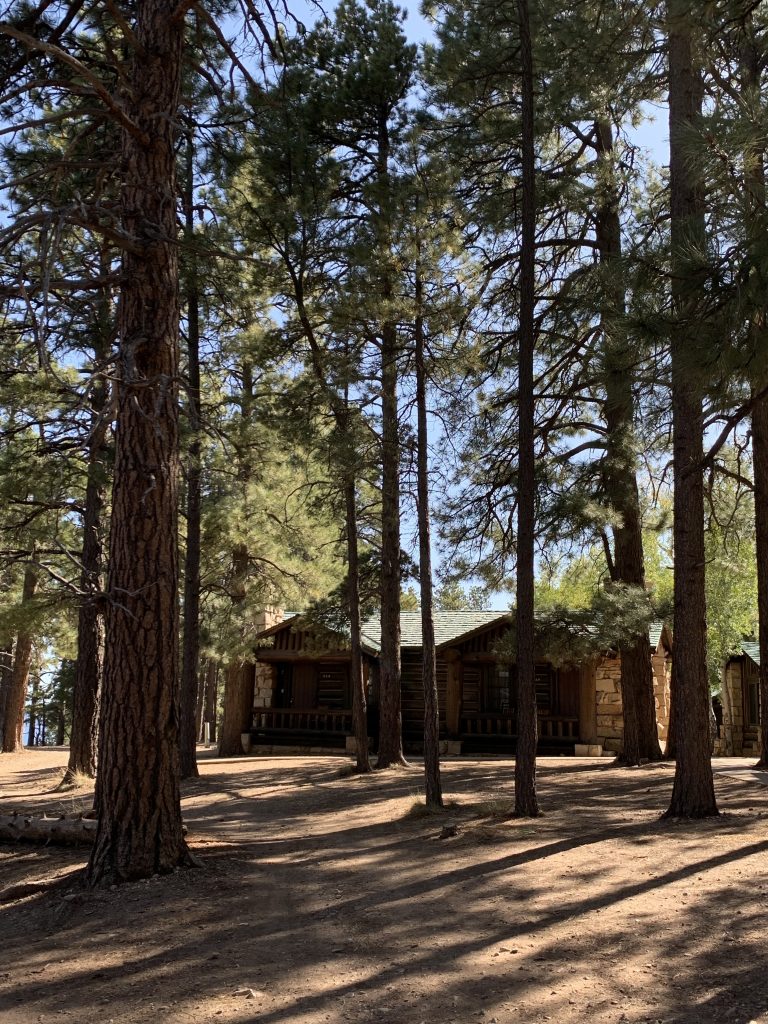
[258,611,669,655]
[649,622,664,651]
[360,610,509,652]
[743,641,760,667]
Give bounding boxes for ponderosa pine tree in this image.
[413,257,443,807]
[272,0,417,768]
[513,0,539,818]
[179,127,203,779]
[594,115,662,766]
[233,49,376,770]
[737,14,768,769]
[86,0,190,881]
[663,0,718,818]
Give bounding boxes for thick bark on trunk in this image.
[179,132,201,780]
[64,350,108,784]
[2,567,38,753]
[345,475,371,773]
[415,271,442,808]
[663,4,718,818]
[86,0,189,884]
[513,0,539,818]
[594,118,661,766]
[218,660,254,756]
[375,114,404,769]
[218,545,252,757]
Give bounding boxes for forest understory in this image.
[0,749,766,1024]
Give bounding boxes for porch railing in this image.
[252,707,353,735]
[460,712,579,741]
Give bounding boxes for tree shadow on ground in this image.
[0,757,766,1024]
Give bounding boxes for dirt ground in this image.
[1,749,767,1024]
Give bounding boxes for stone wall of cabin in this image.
[254,662,276,708]
[252,607,282,709]
[652,651,671,746]
[720,659,744,756]
[595,657,623,752]
[254,607,283,633]
[594,652,671,754]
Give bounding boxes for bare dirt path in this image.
[1,748,767,1024]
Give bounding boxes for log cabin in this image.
[245,610,672,756]
[719,642,761,756]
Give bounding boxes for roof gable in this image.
[742,641,760,667]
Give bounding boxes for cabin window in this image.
[484,665,513,712]
[534,665,555,712]
[477,663,556,713]
[317,665,350,709]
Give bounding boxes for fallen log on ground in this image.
[0,813,97,845]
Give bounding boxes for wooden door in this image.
[292,663,317,708]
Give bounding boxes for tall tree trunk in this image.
[345,473,371,772]
[291,275,370,772]
[55,703,66,746]
[65,454,106,779]
[375,113,405,769]
[0,643,13,742]
[27,674,38,747]
[513,0,539,818]
[87,0,189,884]
[754,397,768,764]
[376,317,404,768]
[196,660,207,741]
[179,129,201,779]
[738,24,768,769]
[663,2,718,818]
[218,544,253,756]
[594,117,661,766]
[2,567,38,753]
[63,322,109,785]
[415,267,442,808]
[664,684,678,759]
[202,659,218,743]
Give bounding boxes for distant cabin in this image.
[243,611,672,757]
[720,643,761,756]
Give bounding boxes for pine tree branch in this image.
[0,23,150,146]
